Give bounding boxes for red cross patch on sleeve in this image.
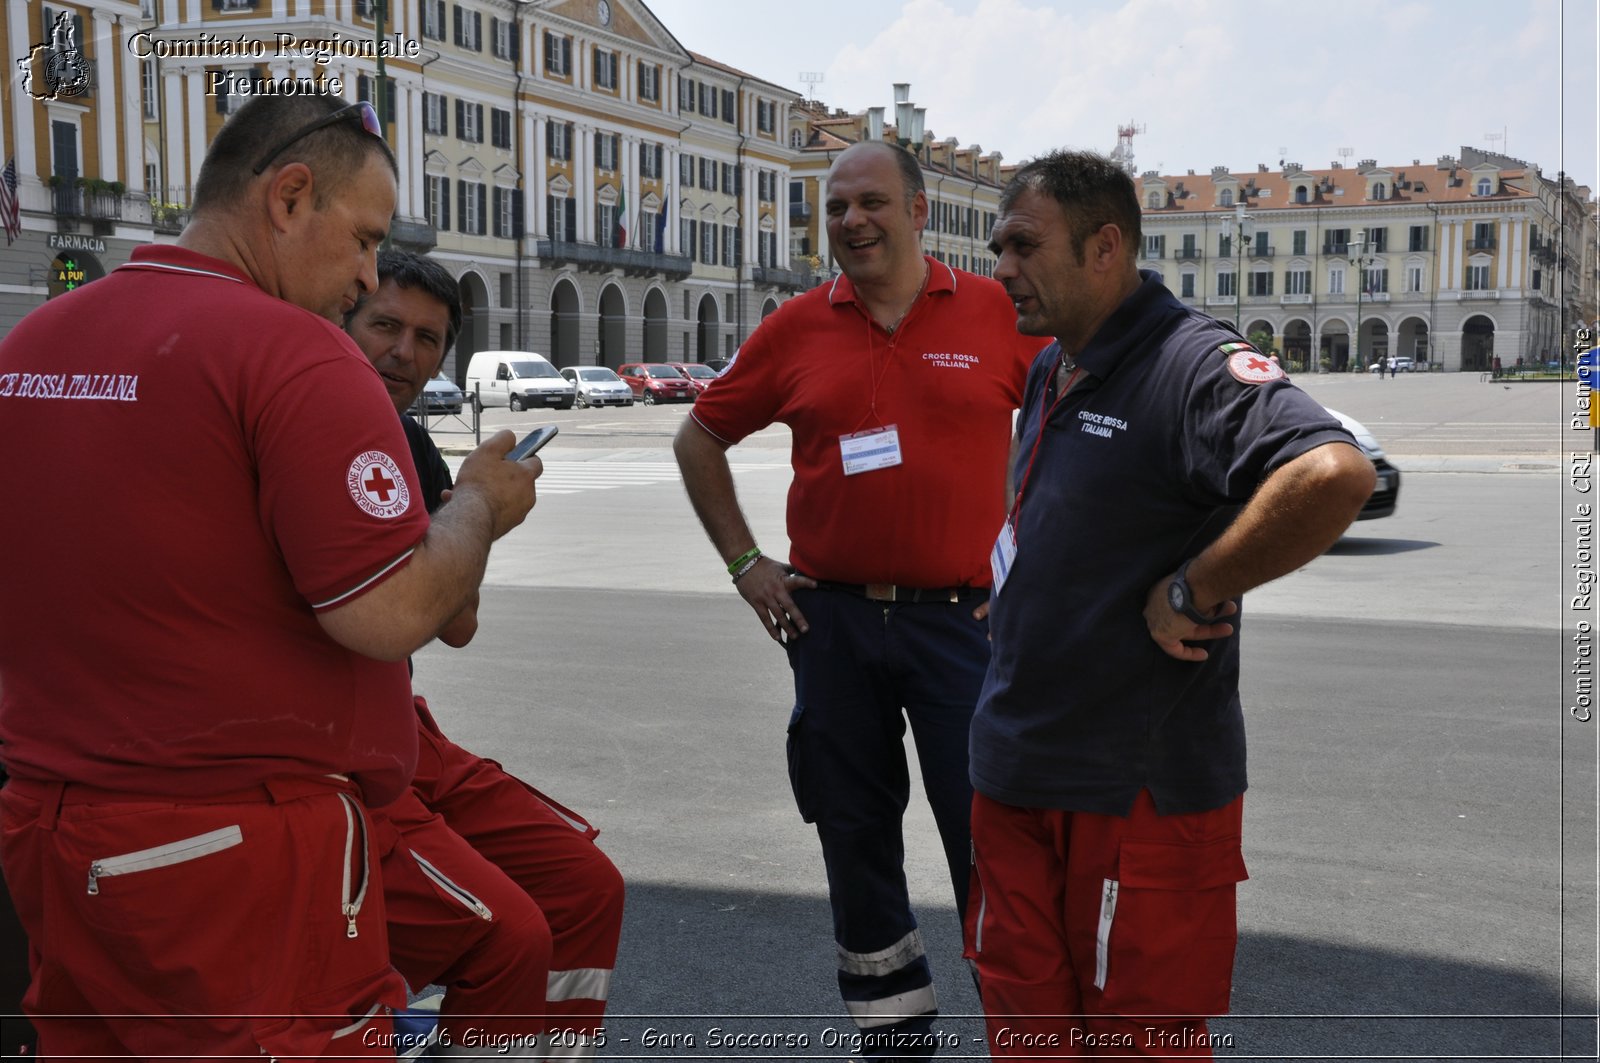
[346,451,412,519]
[1221,342,1285,385]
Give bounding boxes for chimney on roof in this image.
[1142,169,1159,178]
[867,107,884,142]
[1437,155,1455,169]
[1286,161,1301,172]
[1258,163,1268,173]
[1331,161,1341,170]
[1358,158,1376,171]
[1187,169,1195,176]
[1211,165,1229,176]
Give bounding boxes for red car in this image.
[666,361,721,394]
[617,363,697,404]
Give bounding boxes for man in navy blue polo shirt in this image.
[967,150,1375,1058]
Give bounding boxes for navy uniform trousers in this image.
[784,586,988,1060]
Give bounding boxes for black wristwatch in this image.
[1166,558,1213,624]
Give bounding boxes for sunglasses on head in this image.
[251,101,384,176]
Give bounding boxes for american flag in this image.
[0,158,20,246]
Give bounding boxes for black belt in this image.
[811,580,988,604]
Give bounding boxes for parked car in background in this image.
[705,357,731,374]
[415,374,464,415]
[666,361,721,394]
[1326,407,1400,519]
[561,366,634,408]
[464,351,575,411]
[617,363,698,404]
[1368,357,1414,373]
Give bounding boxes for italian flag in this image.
[615,186,627,248]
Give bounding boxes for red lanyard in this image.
[1008,363,1083,530]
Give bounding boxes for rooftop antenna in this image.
[1111,121,1145,176]
[798,71,823,100]
[1484,129,1505,156]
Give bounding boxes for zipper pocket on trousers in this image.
[409,849,494,921]
[87,825,243,895]
[337,793,371,939]
[1094,878,1119,990]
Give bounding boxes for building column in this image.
[526,111,545,238]
[575,123,593,243]
[119,20,146,192]
[662,145,678,253]
[92,10,119,182]
[184,65,207,197]
[623,133,639,248]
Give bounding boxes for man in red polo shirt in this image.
[675,140,1044,1059]
[0,95,539,1057]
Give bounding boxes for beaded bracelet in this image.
[726,546,762,576]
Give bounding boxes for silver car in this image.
[561,366,635,408]
[417,375,464,415]
[1326,407,1400,519]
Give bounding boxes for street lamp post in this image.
[1347,231,1377,372]
[1221,203,1251,329]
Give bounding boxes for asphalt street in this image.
[410,372,1595,1060]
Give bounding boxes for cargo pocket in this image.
[409,849,494,922]
[86,825,243,895]
[1092,836,1247,1016]
[785,702,816,823]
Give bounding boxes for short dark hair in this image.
[192,95,397,213]
[359,249,462,355]
[1002,150,1141,264]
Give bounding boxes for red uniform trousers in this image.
[966,790,1246,1060]
[0,775,405,1060]
[373,699,624,1055]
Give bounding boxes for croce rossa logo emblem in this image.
[19,10,91,102]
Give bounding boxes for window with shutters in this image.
[547,121,572,162]
[491,17,517,60]
[544,32,571,76]
[679,153,694,187]
[453,5,482,51]
[491,108,512,150]
[640,143,662,180]
[456,101,483,143]
[423,0,445,39]
[424,93,448,135]
[596,133,619,172]
[427,175,451,231]
[594,49,618,90]
[639,63,660,103]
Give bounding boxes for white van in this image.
[463,351,575,411]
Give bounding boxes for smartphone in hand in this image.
[506,425,558,461]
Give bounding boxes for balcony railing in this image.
[389,217,437,251]
[1280,294,1313,304]
[1323,242,1349,255]
[1174,248,1203,261]
[1246,245,1275,259]
[789,201,812,222]
[1465,237,1497,251]
[751,265,819,291]
[536,239,693,279]
[1141,247,1165,260]
[1205,294,1236,306]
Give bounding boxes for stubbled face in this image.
[346,280,451,412]
[824,146,927,289]
[990,187,1093,342]
[281,152,396,324]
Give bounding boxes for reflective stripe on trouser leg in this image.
[544,965,613,1058]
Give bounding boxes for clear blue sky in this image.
[643,0,1598,189]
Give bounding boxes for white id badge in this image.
[839,425,904,476]
[991,519,1018,595]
